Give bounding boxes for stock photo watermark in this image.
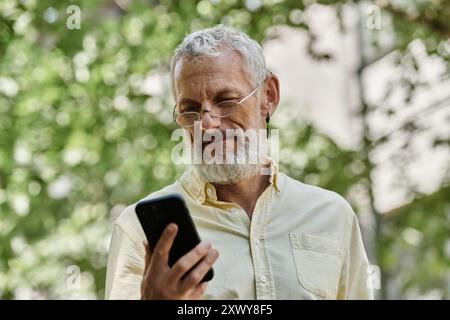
[66,5,81,30]
[366,5,382,30]
[66,265,81,291]
[367,264,381,290]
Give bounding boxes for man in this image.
[105,25,373,300]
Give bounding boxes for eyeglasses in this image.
[172,73,271,128]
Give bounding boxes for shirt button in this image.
[261,275,267,283]
[255,238,260,245]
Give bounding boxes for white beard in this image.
[186,118,268,184]
[195,162,261,185]
[194,136,262,185]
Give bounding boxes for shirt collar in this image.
[179,158,280,204]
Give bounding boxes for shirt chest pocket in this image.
[289,232,344,299]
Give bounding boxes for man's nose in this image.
[201,103,220,130]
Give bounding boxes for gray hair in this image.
[170,25,268,97]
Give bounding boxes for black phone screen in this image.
[135,194,214,282]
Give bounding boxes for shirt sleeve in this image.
[105,223,145,300]
[337,211,375,300]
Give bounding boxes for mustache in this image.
[199,129,242,147]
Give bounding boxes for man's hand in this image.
[141,223,219,300]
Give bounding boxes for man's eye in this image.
[218,97,238,103]
[181,105,198,113]
[217,100,237,108]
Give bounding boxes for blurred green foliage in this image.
[0,0,449,299]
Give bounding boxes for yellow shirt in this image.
[105,163,373,300]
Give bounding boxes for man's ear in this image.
[261,72,280,117]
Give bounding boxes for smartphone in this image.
[135,193,214,282]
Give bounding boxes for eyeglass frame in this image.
[172,71,272,128]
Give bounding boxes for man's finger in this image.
[190,282,209,300]
[179,249,219,293]
[152,223,178,269]
[170,241,211,281]
[143,240,152,274]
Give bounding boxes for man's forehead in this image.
[176,54,242,79]
[173,48,252,95]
